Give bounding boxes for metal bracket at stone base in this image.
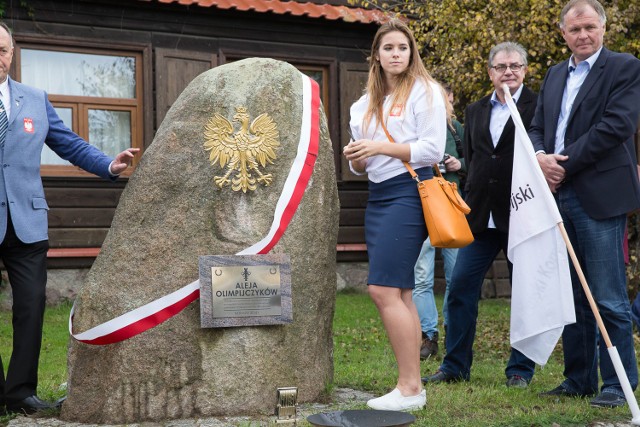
[275,386,299,424]
[199,254,292,328]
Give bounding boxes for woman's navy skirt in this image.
[366,167,431,289]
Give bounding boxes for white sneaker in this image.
[366,388,426,411]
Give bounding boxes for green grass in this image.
[333,291,635,427]
[1,301,69,424]
[1,294,637,426]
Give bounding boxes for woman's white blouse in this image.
[349,79,447,183]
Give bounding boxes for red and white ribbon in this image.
[70,75,321,345]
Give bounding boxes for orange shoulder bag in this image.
[379,115,474,248]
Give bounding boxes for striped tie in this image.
[0,98,7,144]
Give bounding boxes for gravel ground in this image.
[6,388,640,427]
[5,388,374,427]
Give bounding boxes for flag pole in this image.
[503,85,640,424]
[555,223,612,347]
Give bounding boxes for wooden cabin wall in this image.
[4,0,373,267]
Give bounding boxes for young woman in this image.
[343,19,449,411]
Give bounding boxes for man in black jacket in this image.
[423,41,537,387]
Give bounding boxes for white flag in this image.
[505,95,575,366]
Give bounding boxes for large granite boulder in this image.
[62,58,339,424]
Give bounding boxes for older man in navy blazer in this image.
[529,0,640,408]
[0,22,139,414]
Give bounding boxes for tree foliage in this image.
[350,0,640,116]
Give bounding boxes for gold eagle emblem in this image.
[204,107,280,193]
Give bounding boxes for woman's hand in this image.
[343,139,379,162]
[343,138,411,173]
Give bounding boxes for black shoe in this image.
[505,375,528,389]
[55,395,67,408]
[539,384,591,398]
[590,392,626,408]
[5,395,61,414]
[422,369,458,384]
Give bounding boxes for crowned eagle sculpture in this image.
[204,106,280,193]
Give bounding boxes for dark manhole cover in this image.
[307,409,416,427]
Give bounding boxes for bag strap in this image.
[447,121,464,159]
[431,179,471,214]
[378,106,438,182]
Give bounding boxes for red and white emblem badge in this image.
[390,104,404,117]
[24,118,34,133]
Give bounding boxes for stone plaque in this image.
[199,254,292,328]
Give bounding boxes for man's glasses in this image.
[490,63,525,73]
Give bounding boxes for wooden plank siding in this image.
[3,0,376,267]
[337,183,366,242]
[42,179,126,267]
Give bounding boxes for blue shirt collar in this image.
[490,84,524,107]
[568,46,602,72]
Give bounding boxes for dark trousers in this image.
[0,217,48,404]
[557,185,637,396]
[440,229,536,381]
